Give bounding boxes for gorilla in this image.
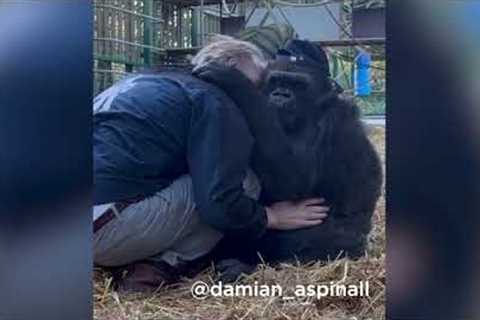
[196,40,382,280]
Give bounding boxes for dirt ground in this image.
[94,127,385,320]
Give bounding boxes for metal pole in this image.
[200,0,205,46]
[220,0,223,33]
[143,0,153,66]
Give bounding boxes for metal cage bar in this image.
[93,0,385,116]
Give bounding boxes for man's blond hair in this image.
[191,35,268,70]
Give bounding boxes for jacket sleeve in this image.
[187,90,268,239]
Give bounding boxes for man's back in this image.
[93,71,242,205]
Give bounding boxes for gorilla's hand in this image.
[193,62,258,107]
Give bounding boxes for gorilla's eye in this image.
[281,76,310,93]
[267,71,312,93]
[291,78,309,91]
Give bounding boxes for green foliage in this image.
[356,94,385,116]
[347,0,386,10]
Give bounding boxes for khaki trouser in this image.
[94,171,260,267]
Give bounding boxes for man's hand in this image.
[266,198,329,230]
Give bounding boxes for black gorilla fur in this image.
[249,58,382,261]
[208,41,383,279]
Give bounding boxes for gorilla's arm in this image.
[235,93,310,201]
[194,63,306,199]
[329,102,383,232]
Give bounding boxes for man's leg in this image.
[154,169,261,266]
[94,171,260,290]
[94,175,222,267]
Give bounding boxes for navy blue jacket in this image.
[93,72,267,238]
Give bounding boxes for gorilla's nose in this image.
[271,88,293,100]
[270,88,296,109]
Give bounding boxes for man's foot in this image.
[112,261,180,293]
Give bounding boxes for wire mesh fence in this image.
[93,0,385,116]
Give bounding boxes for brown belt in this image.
[93,195,146,233]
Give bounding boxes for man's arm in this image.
[187,90,268,239]
[187,89,329,238]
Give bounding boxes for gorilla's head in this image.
[262,40,340,132]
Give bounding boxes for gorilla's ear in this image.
[205,33,236,45]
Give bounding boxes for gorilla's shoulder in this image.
[325,96,361,123]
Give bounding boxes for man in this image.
[93,38,330,292]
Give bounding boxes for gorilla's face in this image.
[263,59,332,132]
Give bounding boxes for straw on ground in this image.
[94,127,386,320]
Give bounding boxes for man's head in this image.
[191,35,268,85]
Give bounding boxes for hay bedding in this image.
[94,127,385,320]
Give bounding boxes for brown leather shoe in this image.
[113,261,180,293]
